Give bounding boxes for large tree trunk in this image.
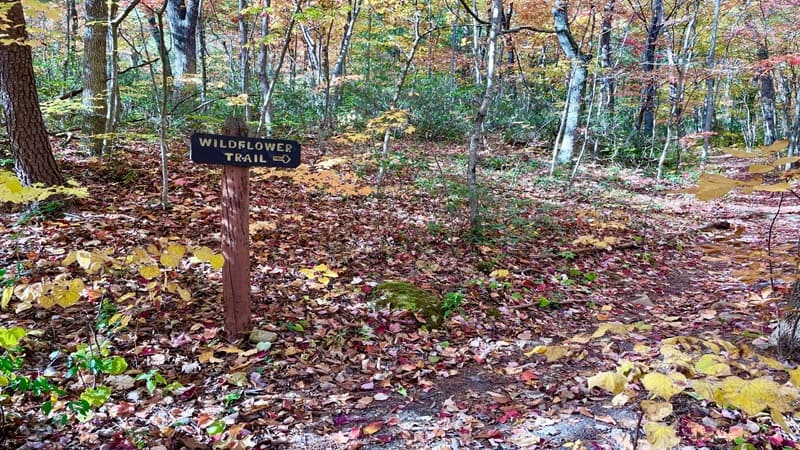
[82,0,108,156]
[467,0,502,231]
[0,0,64,186]
[636,0,664,137]
[166,0,200,85]
[553,0,591,166]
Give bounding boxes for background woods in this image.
[5,0,799,179]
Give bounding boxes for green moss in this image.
[373,281,443,327]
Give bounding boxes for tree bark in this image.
[0,0,64,186]
[636,0,664,137]
[331,0,362,79]
[757,45,777,146]
[467,0,502,231]
[553,0,591,166]
[166,0,200,85]
[82,0,108,156]
[238,0,251,122]
[701,0,720,161]
[599,0,615,112]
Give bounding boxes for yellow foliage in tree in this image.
[254,164,373,196]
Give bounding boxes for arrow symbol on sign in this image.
[272,155,291,164]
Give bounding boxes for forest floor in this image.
[1,138,799,450]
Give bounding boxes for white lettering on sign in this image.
[198,137,296,152]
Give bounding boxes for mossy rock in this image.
[372,281,443,327]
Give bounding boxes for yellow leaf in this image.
[490,269,510,279]
[313,264,330,272]
[543,345,570,362]
[193,246,214,261]
[363,421,383,435]
[39,294,54,309]
[587,371,628,395]
[62,250,77,266]
[691,379,723,404]
[299,268,316,279]
[76,250,93,270]
[611,392,630,406]
[752,183,791,193]
[773,156,800,166]
[177,287,192,302]
[160,244,185,268]
[55,289,80,308]
[139,265,161,280]
[759,139,789,155]
[772,408,790,431]
[694,354,731,376]
[525,345,548,357]
[198,350,223,364]
[129,247,150,264]
[591,322,632,338]
[757,355,785,371]
[1,287,12,309]
[722,147,759,158]
[208,254,224,270]
[642,372,686,400]
[748,164,776,174]
[227,372,248,387]
[644,422,680,449]
[788,367,800,387]
[319,276,331,285]
[722,377,779,416]
[641,400,674,421]
[571,334,591,344]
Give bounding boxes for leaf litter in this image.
[0,140,799,449]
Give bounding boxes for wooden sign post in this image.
[190,117,301,342]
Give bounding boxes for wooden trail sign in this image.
[190,117,301,341]
[190,133,301,168]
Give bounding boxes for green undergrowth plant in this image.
[0,240,224,430]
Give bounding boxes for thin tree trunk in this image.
[198,1,207,103]
[636,0,664,137]
[104,0,141,157]
[331,0,362,79]
[467,0,502,231]
[239,0,251,122]
[553,0,591,166]
[599,0,615,112]
[376,9,426,189]
[471,0,481,86]
[701,0,720,161]
[255,2,300,136]
[757,45,777,146]
[63,0,78,85]
[256,0,271,133]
